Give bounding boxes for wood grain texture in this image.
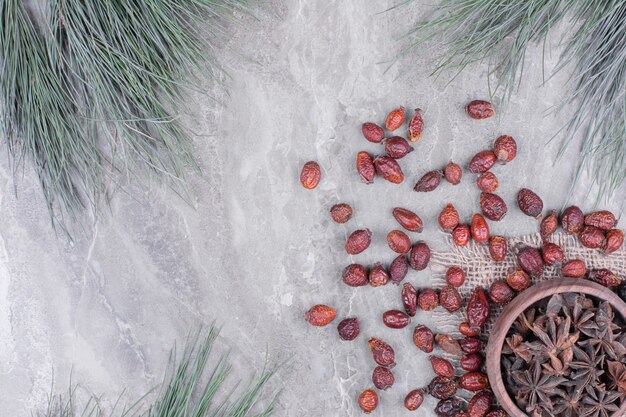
[486,278,626,417]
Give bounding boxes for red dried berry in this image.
[409,241,431,271]
[459,322,481,337]
[330,203,352,223]
[446,266,466,288]
[393,207,424,232]
[516,246,544,276]
[435,397,463,417]
[418,288,439,311]
[460,337,483,354]
[402,283,418,316]
[404,389,425,411]
[361,122,384,143]
[458,372,489,391]
[460,353,483,371]
[488,235,507,262]
[384,136,414,159]
[444,161,463,185]
[304,304,336,326]
[372,366,395,390]
[466,100,494,119]
[506,267,531,291]
[584,210,617,230]
[488,280,514,305]
[429,377,458,400]
[579,225,606,249]
[468,150,496,173]
[413,325,434,353]
[476,172,498,192]
[387,229,411,254]
[540,210,558,239]
[369,263,389,287]
[337,318,360,341]
[431,356,455,378]
[408,108,424,142]
[386,106,405,131]
[356,151,375,184]
[468,391,493,417]
[368,338,395,368]
[561,206,584,234]
[390,254,409,284]
[382,310,411,329]
[480,192,507,221]
[466,288,490,328]
[440,285,463,312]
[345,229,372,254]
[358,389,378,414]
[604,229,624,254]
[493,135,517,163]
[541,242,564,266]
[374,155,404,184]
[342,264,368,287]
[588,269,622,287]
[452,224,471,247]
[414,170,442,192]
[517,188,543,218]
[300,161,321,189]
[561,259,587,278]
[485,410,508,417]
[435,334,463,356]
[439,203,460,231]
[471,214,490,243]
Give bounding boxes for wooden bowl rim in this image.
[485,278,626,417]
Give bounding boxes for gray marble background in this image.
[1,1,624,416]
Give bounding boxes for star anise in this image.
[513,307,538,335]
[553,386,585,417]
[581,385,620,417]
[569,345,605,387]
[503,334,533,362]
[607,361,626,401]
[511,362,567,415]
[579,326,622,361]
[570,294,599,337]
[530,316,579,370]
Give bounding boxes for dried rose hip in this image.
[452,224,471,247]
[383,310,411,329]
[440,285,463,312]
[418,288,439,311]
[409,241,431,270]
[584,210,617,230]
[431,356,455,378]
[414,170,442,192]
[408,108,424,141]
[476,172,498,192]
[579,225,606,249]
[368,338,395,368]
[435,397,463,417]
[517,188,543,218]
[444,161,463,185]
[361,122,384,143]
[387,229,411,253]
[506,267,530,291]
[459,322,480,337]
[541,242,564,266]
[493,135,517,163]
[358,389,378,414]
[480,192,507,221]
[460,353,483,371]
[468,391,493,417]
[516,245,544,276]
[384,136,414,159]
[342,264,368,287]
[485,410,508,417]
[446,266,466,288]
[386,106,405,131]
[356,151,375,184]
[369,263,389,287]
[413,325,434,353]
[560,259,587,278]
[458,372,489,391]
[435,334,463,356]
[374,155,404,184]
[603,229,624,254]
[466,288,489,328]
[402,283,418,316]
[439,203,460,231]
[300,161,321,189]
[330,203,352,223]
[429,377,458,400]
[393,207,424,232]
[488,280,514,305]
[588,269,622,287]
[460,337,483,354]
[404,389,425,411]
[468,150,496,173]
[372,366,395,390]
[488,235,507,262]
[337,318,360,341]
[345,229,372,254]
[471,214,490,243]
[466,100,494,119]
[540,210,558,239]
[561,205,584,234]
[390,254,409,284]
[304,304,336,326]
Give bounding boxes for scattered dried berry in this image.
[387,229,411,254]
[446,267,466,288]
[429,376,458,400]
[393,207,424,232]
[452,224,471,247]
[418,288,440,311]
[386,106,406,131]
[466,288,490,328]
[358,389,378,414]
[493,135,517,164]
[414,170,442,192]
[431,356,455,378]
[480,192,507,221]
[342,264,368,287]
[337,318,360,341]
[603,229,624,254]
[382,310,411,329]
[304,304,336,326]
[517,188,543,218]
[409,242,431,271]
[300,161,321,189]
[459,322,481,337]
[435,397,463,417]
[488,235,507,262]
[579,225,605,249]
[540,210,558,239]
[356,151,376,184]
[460,337,483,354]
[460,353,483,371]
[466,100,494,119]
[588,268,622,287]
[560,259,587,278]
[506,268,531,291]
[390,254,409,284]
[404,389,425,411]
[435,334,463,356]
[413,325,434,353]
[345,229,372,255]
[439,203,460,231]
[471,214,490,243]
[368,338,395,368]
[444,161,463,185]
[485,410,508,417]
[374,155,404,184]
[489,280,514,305]
[468,391,492,417]
[361,122,384,143]
[476,172,498,192]
[384,136,414,159]
[440,285,463,312]
[468,150,496,173]
[541,242,564,266]
[402,283,418,316]
[408,109,424,141]
[458,372,489,391]
[516,246,544,277]
[372,366,395,390]
[369,263,389,287]
[561,205,584,234]
[584,210,617,230]
[330,203,352,223]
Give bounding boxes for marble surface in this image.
[0,1,624,416]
